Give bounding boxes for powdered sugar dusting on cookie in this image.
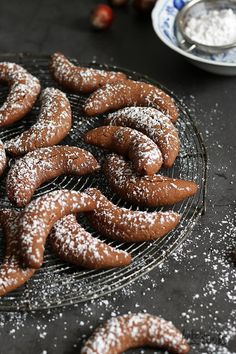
[103,154,197,207]
[51,52,126,93]
[113,127,163,174]
[19,190,96,269]
[81,313,189,354]
[49,214,131,269]
[5,87,71,155]
[6,146,99,206]
[0,210,35,295]
[107,106,180,167]
[85,188,180,242]
[85,125,163,175]
[0,139,6,176]
[84,79,178,122]
[0,62,40,127]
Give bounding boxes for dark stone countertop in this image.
[0,1,235,353]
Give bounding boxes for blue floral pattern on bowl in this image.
[174,0,186,10]
[155,0,236,63]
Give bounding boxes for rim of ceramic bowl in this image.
[151,0,236,67]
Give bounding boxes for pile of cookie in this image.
[0,53,197,298]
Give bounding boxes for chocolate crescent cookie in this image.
[50,52,127,93]
[84,79,178,122]
[0,140,7,176]
[0,210,35,296]
[5,87,72,156]
[84,126,163,175]
[81,313,190,354]
[0,62,41,127]
[19,190,97,269]
[49,214,132,269]
[6,146,100,207]
[104,154,198,207]
[85,188,180,242]
[106,106,180,168]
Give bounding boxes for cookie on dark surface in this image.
[81,313,190,354]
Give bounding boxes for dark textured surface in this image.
[0,0,235,353]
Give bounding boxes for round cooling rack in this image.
[0,54,208,311]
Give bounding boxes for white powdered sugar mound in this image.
[185,9,236,46]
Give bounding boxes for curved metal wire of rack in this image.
[0,54,207,311]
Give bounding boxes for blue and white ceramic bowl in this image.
[151,0,236,75]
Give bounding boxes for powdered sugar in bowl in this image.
[152,0,236,75]
[176,0,236,54]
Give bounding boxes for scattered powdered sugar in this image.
[0,208,234,352]
[185,9,236,46]
[0,68,234,354]
[177,213,236,353]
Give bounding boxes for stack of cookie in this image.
[0,53,197,297]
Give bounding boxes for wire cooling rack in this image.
[0,54,207,311]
